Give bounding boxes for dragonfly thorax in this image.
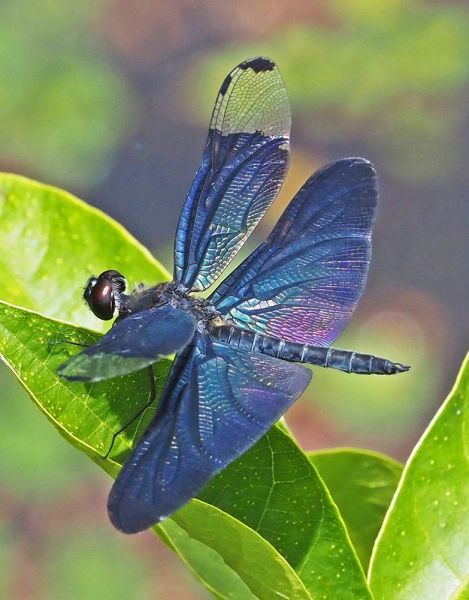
[87,273,220,330]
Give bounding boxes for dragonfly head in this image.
[84,270,127,321]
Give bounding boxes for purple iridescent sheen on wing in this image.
[211,158,378,346]
[107,333,311,533]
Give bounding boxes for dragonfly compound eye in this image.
[83,270,126,321]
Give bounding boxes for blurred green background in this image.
[0,0,468,597]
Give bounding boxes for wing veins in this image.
[191,137,287,264]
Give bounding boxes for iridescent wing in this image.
[211,158,378,347]
[58,305,197,382]
[107,333,311,533]
[174,57,291,291]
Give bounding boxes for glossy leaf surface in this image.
[0,300,167,469]
[0,300,302,598]
[0,173,169,330]
[200,429,372,597]
[0,299,371,599]
[309,448,403,570]
[369,354,469,599]
[0,174,373,598]
[162,501,310,600]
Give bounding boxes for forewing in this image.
[107,333,311,533]
[211,158,378,346]
[58,305,196,382]
[174,57,291,291]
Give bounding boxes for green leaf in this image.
[0,299,168,471]
[0,174,372,598]
[0,361,93,499]
[308,448,403,570]
[368,353,469,599]
[162,501,311,600]
[0,172,169,330]
[199,430,372,598]
[0,299,372,599]
[0,299,310,599]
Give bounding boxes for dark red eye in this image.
[83,270,126,321]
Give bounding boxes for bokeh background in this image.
[1,0,468,598]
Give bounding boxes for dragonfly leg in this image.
[102,366,157,461]
[48,334,88,349]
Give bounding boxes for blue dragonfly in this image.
[58,57,409,533]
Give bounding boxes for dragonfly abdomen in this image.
[210,325,409,375]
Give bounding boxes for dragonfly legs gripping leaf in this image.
[102,366,157,461]
[48,334,89,350]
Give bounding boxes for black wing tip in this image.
[219,57,276,96]
[240,57,276,73]
[219,73,233,96]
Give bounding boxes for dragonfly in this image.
[58,57,409,534]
